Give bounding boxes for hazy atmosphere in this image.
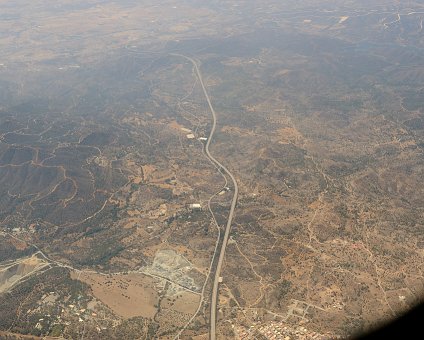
[0,1,423,339]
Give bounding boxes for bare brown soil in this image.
[74,272,159,319]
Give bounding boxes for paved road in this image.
[171,54,239,340]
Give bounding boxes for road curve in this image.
[171,53,238,340]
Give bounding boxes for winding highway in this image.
[171,54,238,340]
[0,52,237,340]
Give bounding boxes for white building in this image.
[189,203,201,210]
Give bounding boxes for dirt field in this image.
[74,271,159,319]
[161,290,200,314]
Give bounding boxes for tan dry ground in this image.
[123,213,143,229]
[73,271,159,319]
[149,169,175,187]
[218,293,229,306]
[141,164,156,182]
[237,281,262,306]
[9,238,28,251]
[192,334,209,340]
[126,210,141,217]
[132,176,143,184]
[277,126,303,144]
[168,120,188,131]
[161,290,200,314]
[141,243,166,258]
